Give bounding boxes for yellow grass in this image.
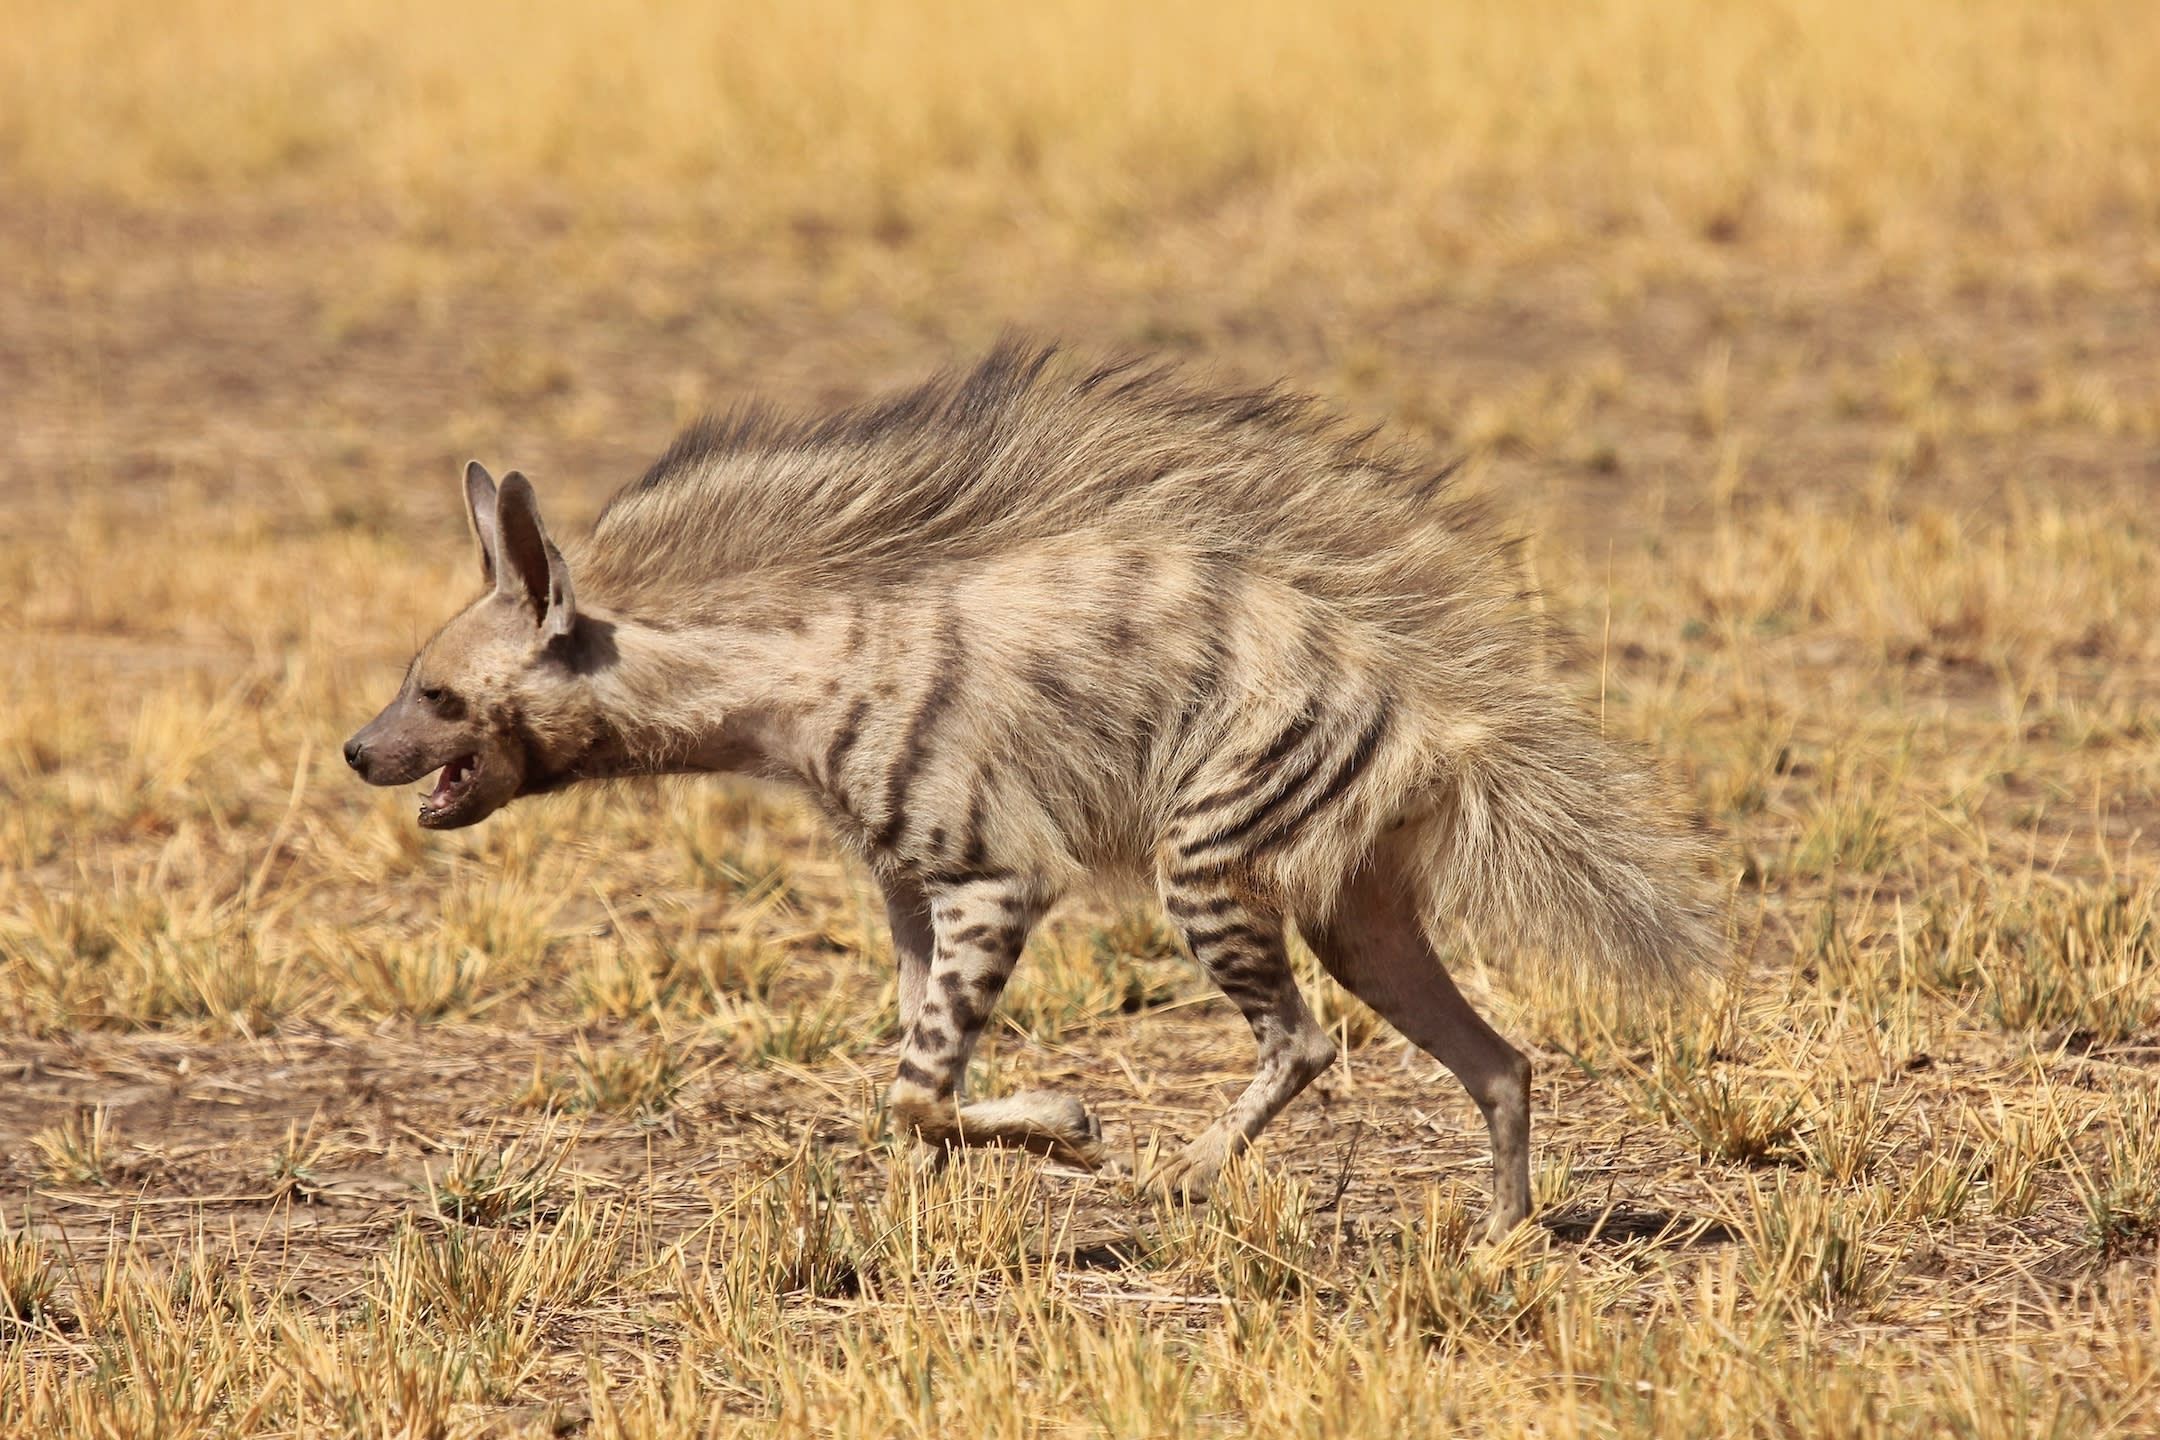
[6,1,2160,1435]
[7,0,2159,256]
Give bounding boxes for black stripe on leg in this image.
[1174,698,1326,820]
[924,862,1016,888]
[871,611,964,849]
[1208,960,1290,1015]
[894,1059,946,1093]
[952,922,1026,951]
[957,777,992,870]
[1183,920,1279,953]
[1174,737,1334,861]
[822,697,871,786]
[1209,976,1282,1011]
[1166,857,1242,889]
[1247,702,1395,857]
[1164,891,1240,922]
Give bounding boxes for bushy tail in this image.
[1413,707,1722,997]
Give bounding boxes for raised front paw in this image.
[1014,1089,1106,1169]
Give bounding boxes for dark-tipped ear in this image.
[493,471,576,643]
[463,460,501,584]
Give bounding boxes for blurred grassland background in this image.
[7,0,2159,250]
[4,2,2160,1436]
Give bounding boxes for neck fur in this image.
[577,594,854,783]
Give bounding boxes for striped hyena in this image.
[345,344,1717,1233]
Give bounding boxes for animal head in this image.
[344,462,600,829]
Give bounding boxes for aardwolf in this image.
[345,344,1716,1232]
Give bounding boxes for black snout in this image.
[344,737,368,773]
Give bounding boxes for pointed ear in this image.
[463,460,501,584]
[493,471,577,643]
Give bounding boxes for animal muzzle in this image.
[343,731,417,786]
[343,706,440,788]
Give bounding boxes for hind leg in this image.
[1151,877,1337,1202]
[1304,856,1532,1236]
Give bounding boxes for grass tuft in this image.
[2075,1085,2160,1258]
[424,1137,564,1230]
[1632,1042,1806,1167]
[1368,1187,1563,1347]
[0,1211,57,1325]
[31,1108,117,1189]
[1742,1177,1892,1316]
[516,1036,684,1121]
[1153,1155,1329,1306]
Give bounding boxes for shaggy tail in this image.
[1414,708,1722,995]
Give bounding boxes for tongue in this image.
[427,757,471,808]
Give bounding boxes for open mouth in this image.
[418,753,480,825]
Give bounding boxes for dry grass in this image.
[7,0,2159,259]
[5,1,2160,1434]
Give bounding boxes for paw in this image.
[1482,1203,1535,1245]
[956,1090,1106,1169]
[1141,1138,1227,1205]
[1008,1089,1099,1144]
[1019,1092,1105,1170]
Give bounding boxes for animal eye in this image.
[420,685,448,705]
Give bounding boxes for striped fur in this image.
[345,344,1722,1231]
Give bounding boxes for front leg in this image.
[885,872,1104,1168]
[880,871,934,1036]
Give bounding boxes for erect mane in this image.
[575,342,1516,641]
